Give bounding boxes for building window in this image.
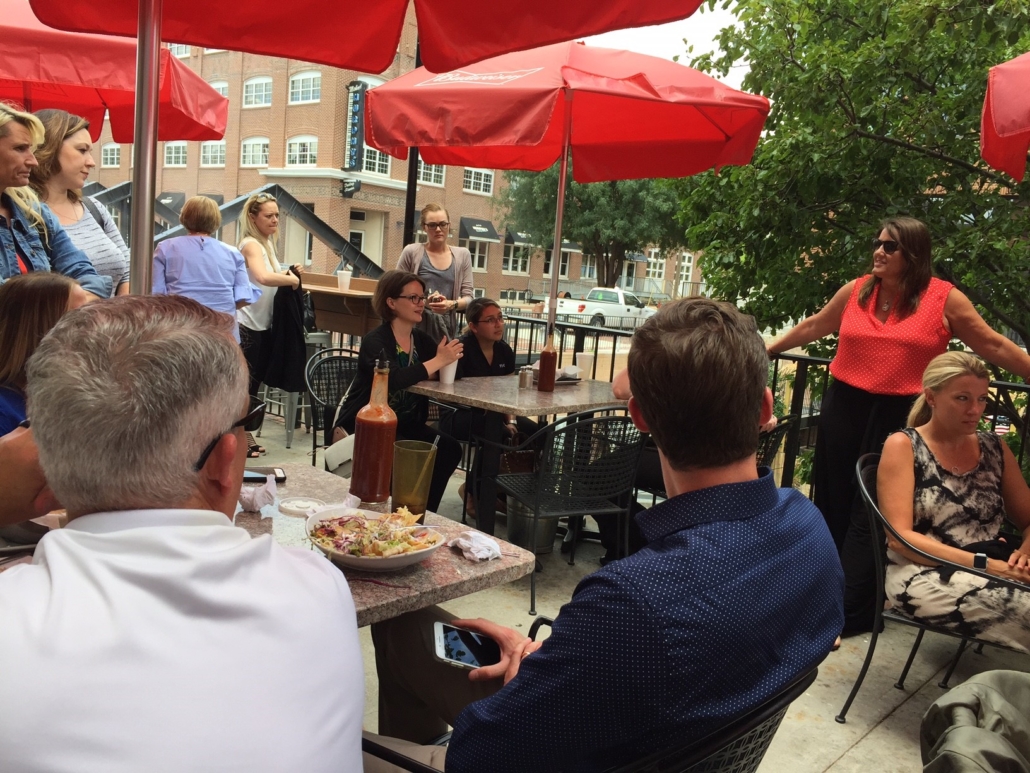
[459,239,488,271]
[108,207,122,230]
[243,77,273,107]
[241,137,270,167]
[463,167,494,195]
[581,254,597,280]
[646,248,665,280]
[209,80,229,98]
[101,143,121,168]
[289,71,322,104]
[678,252,696,295]
[168,43,190,57]
[543,249,571,278]
[362,145,390,176]
[286,136,318,166]
[349,230,364,254]
[472,288,486,299]
[502,244,531,274]
[417,160,445,186]
[500,289,530,302]
[200,140,226,167]
[204,48,226,54]
[416,230,429,245]
[163,141,187,167]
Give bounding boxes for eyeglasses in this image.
[395,294,427,305]
[193,396,266,472]
[872,238,901,255]
[424,222,450,230]
[254,193,277,203]
[476,314,505,325]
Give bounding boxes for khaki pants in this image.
[363,606,503,772]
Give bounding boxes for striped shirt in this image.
[62,198,130,297]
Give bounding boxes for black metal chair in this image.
[835,453,1029,723]
[303,348,359,467]
[475,407,646,614]
[757,413,798,469]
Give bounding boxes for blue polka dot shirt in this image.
[446,468,844,772]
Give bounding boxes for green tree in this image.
[676,0,1030,355]
[499,166,687,287]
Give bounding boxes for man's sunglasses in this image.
[193,396,266,471]
[872,238,901,255]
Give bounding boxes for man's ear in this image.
[760,387,774,427]
[198,432,239,494]
[628,396,650,433]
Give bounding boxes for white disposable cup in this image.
[439,359,458,385]
[575,352,595,378]
[336,270,352,290]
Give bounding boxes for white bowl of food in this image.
[306,507,444,572]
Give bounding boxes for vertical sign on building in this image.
[343,81,367,172]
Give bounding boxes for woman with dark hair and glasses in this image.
[333,270,463,512]
[768,216,1030,638]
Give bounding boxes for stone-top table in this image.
[236,462,535,626]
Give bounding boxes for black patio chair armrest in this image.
[361,738,440,773]
[528,616,554,641]
[472,421,551,454]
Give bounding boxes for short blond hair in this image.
[0,103,46,228]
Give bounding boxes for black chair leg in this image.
[836,618,884,723]
[568,517,580,566]
[974,642,985,655]
[938,639,969,689]
[895,628,925,689]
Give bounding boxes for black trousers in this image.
[814,379,915,635]
[239,325,273,398]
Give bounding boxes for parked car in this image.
[544,287,656,329]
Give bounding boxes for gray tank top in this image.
[418,249,454,299]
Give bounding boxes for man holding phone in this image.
[0,296,364,771]
[365,298,844,772]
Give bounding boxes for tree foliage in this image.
[499,166,687,287]
[677,0,1030,354]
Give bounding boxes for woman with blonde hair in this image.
[29,109,129,297]
[236,191,301,456]
[153,196,253,345]
[396,203,473,339]
[0,103,108,297]
[0,272,90,434]
[878,351,1030,651]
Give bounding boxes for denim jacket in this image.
[0,193,112,297]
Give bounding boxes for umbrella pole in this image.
[128,0,162,295]
[546,91,573,334]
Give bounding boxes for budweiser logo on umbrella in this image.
[418,69,544,87]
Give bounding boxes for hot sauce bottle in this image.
[349,353,397,505]
[537,327,557,392]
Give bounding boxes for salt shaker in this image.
[519,366,534,389]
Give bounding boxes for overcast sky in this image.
[584,4,747,89]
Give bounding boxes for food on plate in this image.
[309,510,440,558]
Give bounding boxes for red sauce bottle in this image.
[350,354,397,505]
[537,329,557,392]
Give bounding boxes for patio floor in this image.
[257,412,1026,772]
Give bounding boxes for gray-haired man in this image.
[0,295,364,772]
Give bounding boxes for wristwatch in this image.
[973,552,988,571]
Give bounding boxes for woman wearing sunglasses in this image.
[396,203,474,339]
[333,270,464,512]
[768,216,1030,639]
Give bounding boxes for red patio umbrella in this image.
[366,41,770,328]
[981,51,1030,182]
[28,0,706,74]
[0,0,227,143]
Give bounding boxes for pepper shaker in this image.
[519,366,534,389]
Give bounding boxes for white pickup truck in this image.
[544,287,656,329]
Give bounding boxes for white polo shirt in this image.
[0,509,363,772]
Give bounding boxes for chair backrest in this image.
[539,408,646,500]
[304,354,359,434]
[605,667,819,773]
[757,414,799,468]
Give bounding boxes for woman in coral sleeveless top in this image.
[768,217,1030,637]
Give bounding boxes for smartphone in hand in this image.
[433,622,501,669]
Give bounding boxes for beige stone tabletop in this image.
[407,376,626,417]
[235,462,536,626]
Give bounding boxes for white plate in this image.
[306,508,443,572]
